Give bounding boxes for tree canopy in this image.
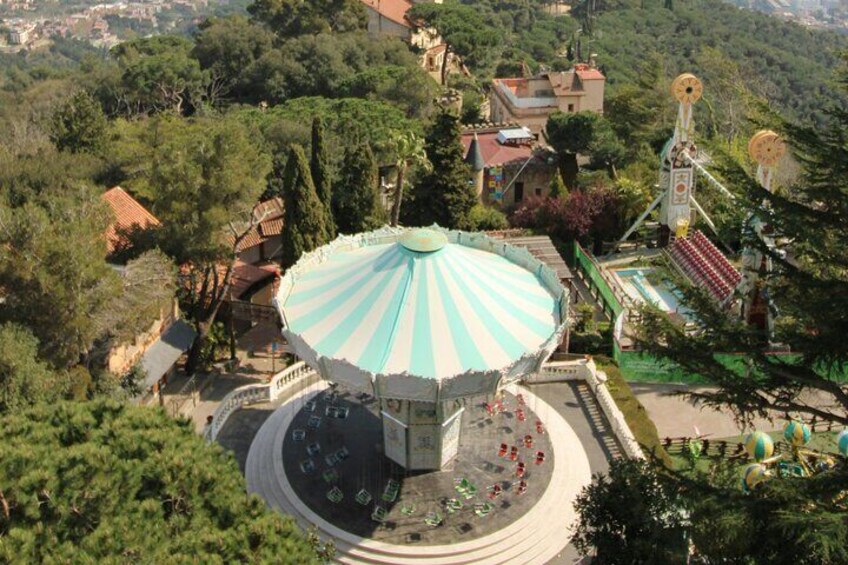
[0,399,318,563]
[280,144,330,268]
[404,110,477,230]
[332,141,386,235]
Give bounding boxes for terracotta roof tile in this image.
[461,131,537,167]
[102,186,160,255]
[359,0,413,27]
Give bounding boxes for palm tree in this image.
[389,132,430,227]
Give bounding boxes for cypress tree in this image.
[549,170,568,199]
[332,142,386,234]
[280,144,329,269]
[310,116,336,238]
[404,110,477,229]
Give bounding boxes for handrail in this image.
[203,361,316,442]
[531,359,646,460]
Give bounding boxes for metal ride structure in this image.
[737,130,787,337]
[741,423,848,493]
[613,73,737,252]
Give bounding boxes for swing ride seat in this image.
[444,498,463,513]
[400,503,416,516]
[516,393,525,406]
[424,511,443,527]
[515,480,528,495]
[535,450,546,465]
[335,446,350,461]
[305,400,317,412]
[523,434,533,448]
[474,502,494,517]
[454,477,471,493]
[322,468,339,484]
[291,429,306,441]
[509,446,519,461]
[535,420,546,434]
[324,453,339,467]
[355,489,372,506]
[336,406,350,419]
[307,415,322,430]
[382,479,400,502]
[306,442,321,456]
[498,443,509,457]
[326,486,343,503]
[516,462,526,479]
[463,484,478,499]
[516,408,526,422]
[299,459,315,474]
[371,505,388,523]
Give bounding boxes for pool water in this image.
[613,268,689,316]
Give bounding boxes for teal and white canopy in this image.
[275,227,568,402]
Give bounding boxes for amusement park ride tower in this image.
[739,130,787,336]
[614,73,726,250]
[658,73,703,246]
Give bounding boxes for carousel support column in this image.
[380,398,464,470]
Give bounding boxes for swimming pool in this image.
[613,267,689,316]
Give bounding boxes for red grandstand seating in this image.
[668,230,741,305]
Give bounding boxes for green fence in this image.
[573,242,625,319]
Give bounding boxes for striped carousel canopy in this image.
[275,227,568,402]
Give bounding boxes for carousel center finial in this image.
[400,228,448,253]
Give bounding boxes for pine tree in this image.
[280,144,329,269]
[310,116,336,239]
[332,142,386,234]
[404,110,477,229]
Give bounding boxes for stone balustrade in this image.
[531,358,646,460]
[204,361,316,442]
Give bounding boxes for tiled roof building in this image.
[101,186,160,256]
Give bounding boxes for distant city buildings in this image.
[489,64,606,134]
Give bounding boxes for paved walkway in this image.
[630,383,779,439]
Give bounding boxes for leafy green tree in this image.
[0,399,319,563]
[191,15,275,104]
[111,115,271,373]
[388,131,429,227]
[0,323,63,414]
[332,142,386,235]
[468,204,508,231]
[248,0,366,37]
[404,111,477,229]
[546,111,602,189]
[0,187,122,368]
[572,459,688,564]
[337,65,438,120]
[49,91,107,154]
[281,144,329,268]
[310,116,336,239]
[111,36,207,115]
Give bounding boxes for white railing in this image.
[531,358,646,460]
[204,361,316,442]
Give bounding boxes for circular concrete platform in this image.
[246,382,592,564]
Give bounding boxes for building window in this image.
[535,188,542,197]
[568,103,575,112]
[514,182,525,202]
